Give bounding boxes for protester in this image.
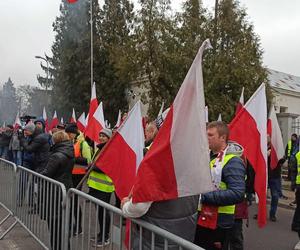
[40,130,74,250]
[285,133,298,181]
[65,123,92,235]
[9,127,23,166]
[87,128,114,247]
[0,125,13,160]
[121,117,199,249]
[34,118,46,133]
[194,121,245,250]
[20,123,50,173]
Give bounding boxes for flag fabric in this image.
[42,107,49,132]
[70,108,76,123]
[60,117,64,124]
[235,87,245,115]
[268,105,284,169]
[94,101,144,200]
[115,110,121,128]
[87,82,98,126]
[67,0,78,3]
[157,102,165,117]
[85,102,105,143]
[229,83,267,227]
[132,39,214,203]
[77,112,86,133]
[14,112,21,129]
[217,113,222,121]
[50,111,59,129]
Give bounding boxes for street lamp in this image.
[35,54,49,110]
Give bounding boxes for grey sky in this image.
[0,0,299,87]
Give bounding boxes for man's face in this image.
[24,129,33,137]
[68,133,76,140]
[35,122,43,129]
[207,127,226,152]
[292,135,298,142]
[145,124,157,142]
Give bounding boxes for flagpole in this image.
[90,0,93,89]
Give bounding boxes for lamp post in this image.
[35,55,49,111]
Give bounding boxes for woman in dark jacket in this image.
[40,131,74,250]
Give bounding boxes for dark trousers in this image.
[194,225,230,250]
[292,186,300,234]
[226,219,243,250]
[269,178,281,217]
[89,188,112,240]
[72,174,84,230]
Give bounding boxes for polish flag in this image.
[14,112,21,129]
[235,87,245,115]
[115,110,122,128]
[67,0,77,3]
[70,108,76,123]
[267,105,284,169]
[94,101,144,199]
[42,107,49,132]
[217,113,222,121]
[50,111,59,129]
[60,117,64,124]
[87,82,98,126]
[77,112,86,133]
[85,102,105,143]
[132,40,214,203]
[229,83,267,227]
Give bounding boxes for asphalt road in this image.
[244,205,299,250]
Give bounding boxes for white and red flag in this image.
[13,112,21,129]
[77,112,86,133]
[205,105,209,123]
[157,101,165,117]
[42,107,49,132]
[94,101,144,199]
[85,102,105,143]
[235,87,244,115]
[87,82,98,126]
[67,0,77,3]
[229,83,267,227]
[60,117,64,124]
[70,108,76,123]
[50,111,59,129]
[217,113,222,121]
[267,105,284,169]
[132,39,214,203]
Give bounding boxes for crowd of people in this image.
[0,116,300,250]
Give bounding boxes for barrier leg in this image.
[0,219,18,240]
[0,213,11,226]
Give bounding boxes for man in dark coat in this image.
[20,123,50,173]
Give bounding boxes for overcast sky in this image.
[0,0,299,87]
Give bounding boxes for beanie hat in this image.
[65,123,78,134]
[24,123,35,133]
[99,128,112,139]
[34,117,45,128]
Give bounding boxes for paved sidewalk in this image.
[0,206,42,250]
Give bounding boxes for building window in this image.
[279,106,288,113]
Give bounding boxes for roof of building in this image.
[268,69,300,93]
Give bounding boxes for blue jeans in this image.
[269,178,281,217]
[12,150,22,166]
[0,146,9,160]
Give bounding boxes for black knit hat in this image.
[65,123,78,134]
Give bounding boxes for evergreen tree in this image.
[96,0,134,122]
[203,0,268,122]
[0,78,18,123]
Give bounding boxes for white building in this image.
[268,69,300,145]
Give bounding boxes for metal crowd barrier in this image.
[0,158,17,240]
[64,188,203,250]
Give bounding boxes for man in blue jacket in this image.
[194,121,246,250]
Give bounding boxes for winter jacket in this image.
[133,195,199,250]
[20,127,50,173]
[0,130,13,147]
[9,131,22,151]
[201,142,246,229]
[40,140,74,190]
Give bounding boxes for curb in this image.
[266,199,296,211]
